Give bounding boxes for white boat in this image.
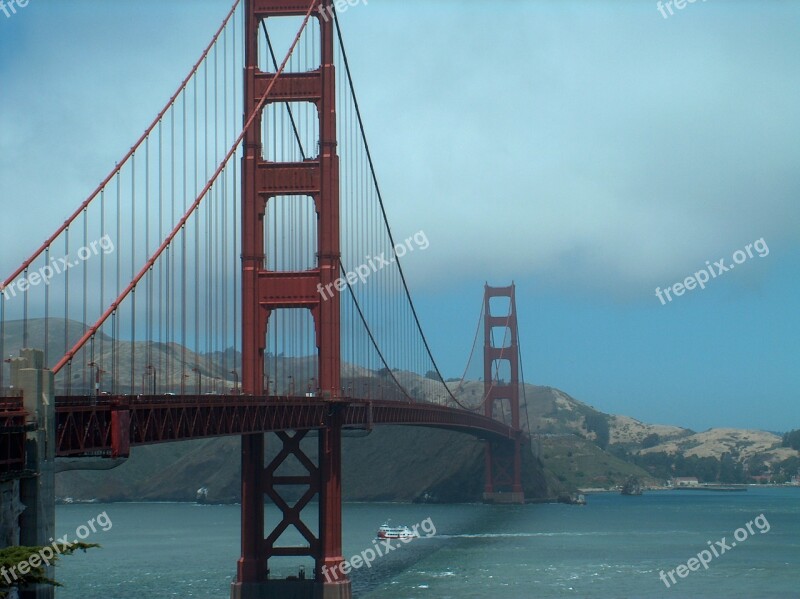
[377,522,418,540]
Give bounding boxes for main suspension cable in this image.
[333,8,465,408]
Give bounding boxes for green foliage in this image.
[540,435,652,490]
[718,453,744,483]
[607,444,630,460]
[633,451,748,483]
[771,455,800,483]
[584,413,610,449]
[782,429,800,450]
[0,543,98,598]
[641,433,661,449]
[633,451,673,479]
[745,456,769,476]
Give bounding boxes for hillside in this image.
[56,426,553,503]
[49,366,800,498]
[608,414,690,445]
[537,435,656,490]
[633,427,799,483]
[4,318,795,498]
[639,428,785,460]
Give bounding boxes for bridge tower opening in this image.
[483,284,525,504]
[235,1,349,597]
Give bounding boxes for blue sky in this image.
[1,0,798,432]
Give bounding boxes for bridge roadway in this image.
[19,395,521,458]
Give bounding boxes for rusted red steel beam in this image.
[351,400,521,440]
[54,396,521,457]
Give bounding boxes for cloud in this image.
[349,2,800,297]
[2,1,799,304]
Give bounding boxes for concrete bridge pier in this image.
[6,349,56,599]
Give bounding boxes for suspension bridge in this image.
[0,2,534,598]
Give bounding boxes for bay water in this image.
[53,487,799,598]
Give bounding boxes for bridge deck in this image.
[0,395,521,458]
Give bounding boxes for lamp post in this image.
[287,375,294,397]
[230,370,239,394]
[192,366,202,394]
[1,356,8,392]
[3,356,15,394]
[145,365,156,395]
[87,361,104,398]
[538,425,542,458]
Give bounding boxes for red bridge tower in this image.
[234,1,349,598]
[483,284,525,504]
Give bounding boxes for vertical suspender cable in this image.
[130,155,136,394]
[334,10,462,406]
[82,209,88,391]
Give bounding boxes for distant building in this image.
[673,477,700,487]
